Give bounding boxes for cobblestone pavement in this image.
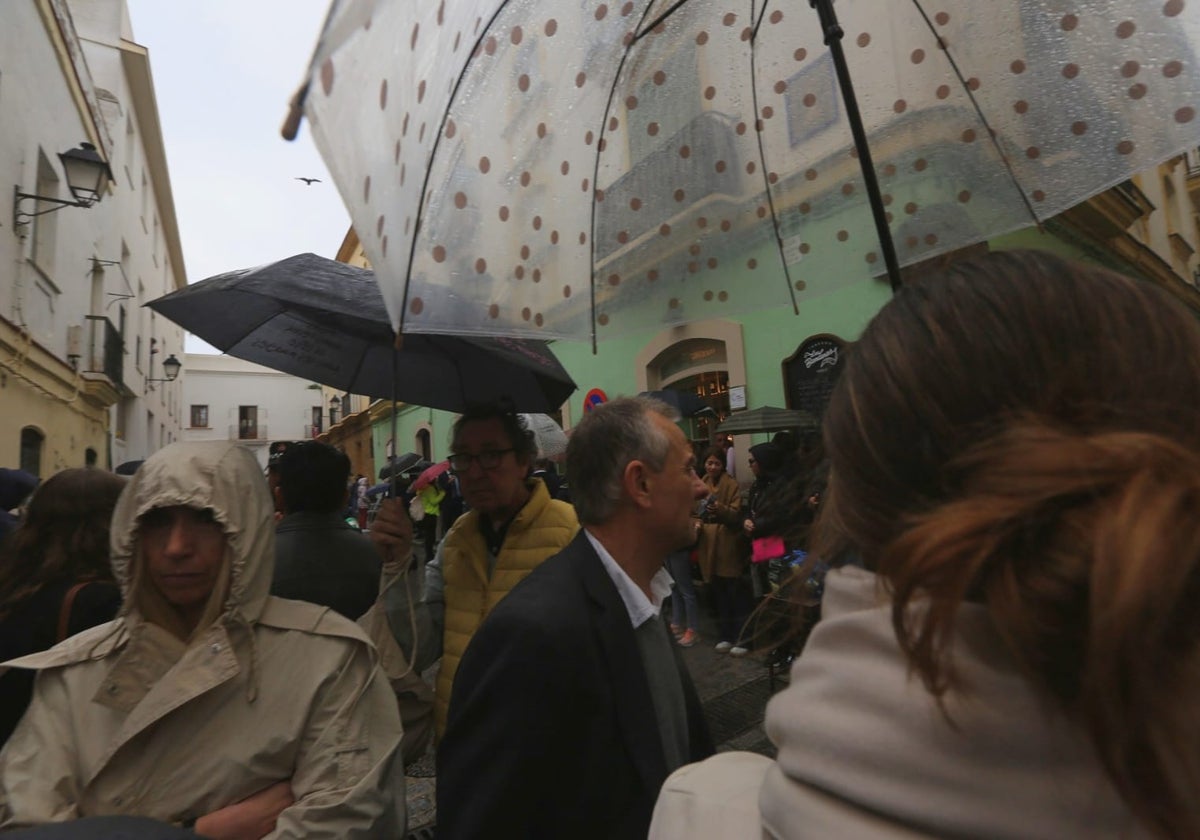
[403,592,785,835]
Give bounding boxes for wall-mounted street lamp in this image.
[146,353,182,390]
[13,142,114,231]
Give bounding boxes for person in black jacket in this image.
[270,442,380,620]
[0,468,126,745]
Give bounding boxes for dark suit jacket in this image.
[437,531,714,840]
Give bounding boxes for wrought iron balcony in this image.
[83,315,123,389]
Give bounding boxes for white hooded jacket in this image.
[650,566,1147,839]
[0,441,405,837]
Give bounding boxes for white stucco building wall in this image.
[182,354,325,468]
[0,0,185,474]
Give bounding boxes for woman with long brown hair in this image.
[0,468,126,745]
[651,250,1200,838]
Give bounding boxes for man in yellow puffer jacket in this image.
[370,403,577,738]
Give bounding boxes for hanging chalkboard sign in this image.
[783,334,848,418]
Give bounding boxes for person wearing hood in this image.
[0,441,405,838]
[743,441,788,601]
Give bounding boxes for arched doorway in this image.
[637,319,747,451]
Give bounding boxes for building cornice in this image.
[1054,186,1200,315]
[119,38,187,290]
[40,0,113,162]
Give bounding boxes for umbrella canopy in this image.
[147,253,577,413]
[519,413,569,460]
[411,459,451,491]
[718,406,818,435]
[295,0,1200,344]
[378,451,424,481]
[639,389,716,418]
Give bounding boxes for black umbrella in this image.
[147,253,577,414]
[717,406,818,436]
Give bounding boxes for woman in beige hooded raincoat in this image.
[0,441,405,837]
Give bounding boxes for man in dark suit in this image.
[437,396,715,839]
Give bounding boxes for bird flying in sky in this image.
[295,177,321,185]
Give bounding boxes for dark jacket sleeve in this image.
[64,581,121,639]
[436,608,573,839]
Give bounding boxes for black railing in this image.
[84,315,123,389]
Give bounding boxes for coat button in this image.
[106,684,118,695]
[210,643,220,654]
[112,796,123,806]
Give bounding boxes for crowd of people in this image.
[0,249,1196,838]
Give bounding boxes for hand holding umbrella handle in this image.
[369,497,416,571]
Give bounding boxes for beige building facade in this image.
[1,0,186,475]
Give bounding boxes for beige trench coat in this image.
[0,442,405,837]
[696,472,744,581]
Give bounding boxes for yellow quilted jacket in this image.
[435,479,577,736]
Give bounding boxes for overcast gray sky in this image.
[126,0,351,352]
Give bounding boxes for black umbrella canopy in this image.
[148,254,577,413]
[717,406,818,435]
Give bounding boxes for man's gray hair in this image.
[566,396,680,525]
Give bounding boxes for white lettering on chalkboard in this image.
[804,345,839,369]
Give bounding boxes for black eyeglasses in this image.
[449,449,516,472]
[748,457,757,464]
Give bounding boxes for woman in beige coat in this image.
[651,251,1200,838]
[0,441,405,838]
[694,448,748,655]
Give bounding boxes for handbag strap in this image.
[56,581,90,643]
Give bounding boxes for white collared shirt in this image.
[585,530,675,629]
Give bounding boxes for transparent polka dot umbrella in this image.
[291,0,1200,345]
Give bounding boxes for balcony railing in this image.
[1187,148,1200,179]
[83,315,123,389]
[231,424,268,440]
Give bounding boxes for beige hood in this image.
[110,441,276,636]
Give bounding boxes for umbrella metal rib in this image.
[590,0,665,354]
[635,0,905,294]
[748,1,801,313]
[907,0,1041,232]
[396,0,516,340]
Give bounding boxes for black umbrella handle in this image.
[808,0,902,292]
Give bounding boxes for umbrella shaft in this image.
[808,0,903,292]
